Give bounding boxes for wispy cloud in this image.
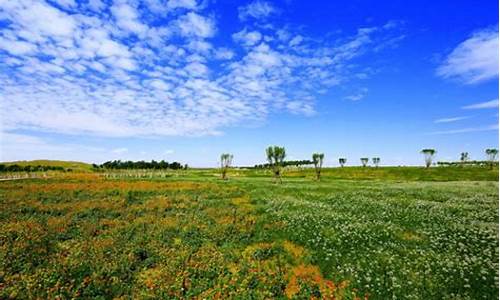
[434,116,470,123]
[462,99,499,109]
[0,0,403,138]
[344,88,368,101]
[238,0,277,21]
[437,26,498,84]
[428,124,498,135]
[112,148,128,154]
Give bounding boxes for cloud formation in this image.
[437,26,499,84]
[0,0,402,137]
[434,116,470,123]
[429,124,498,135]
[238,0,277,21]
[462,99,499,109]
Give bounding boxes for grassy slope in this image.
[1,160,93,172]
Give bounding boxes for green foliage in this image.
[485,148,499,170]
[485,148,499,162]
[360,157,369,167]
[460,152,469,163]
[372,157,381,167]
[421,149,437,168]
[339,158,347,167]
[265,146,286,183]
[220,153,233,180]
[312,153,324,180]
[437,160,497,167]
[98,160,184,170]
[0,164,66,172]
[0,160,91,172]
[253,160,313,169]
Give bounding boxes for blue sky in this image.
[0,0,498,167]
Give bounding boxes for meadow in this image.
[0,166,498,299]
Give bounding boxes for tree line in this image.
[219,146,499,183]
[93,160,187,170]
[421,148,499,169]
[253,159,313,169]
[0,164,67,172]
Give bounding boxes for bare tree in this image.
[421,149,436,168]
[372,157,380,167]
[312,153,324,180]
[339,158,347,167]
[485,148,498,169]
[360,157,369,167]
[266,146,286,183]
[220,153,233,180]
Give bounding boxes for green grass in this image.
[188,165,499,182]
[0,168,498,299]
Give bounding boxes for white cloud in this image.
[437,26,499,84]
[111,2,149,36]
[462,99,499,109]
[428,124,498,135]
[0,1,402,138]
[53,0,77,9]
[434,116,470,123]
[286,101,315,116]
[214,47,234,60]
[344,88,368,101]
[232,28,262,46]
[87,0,105,11]
[289,35,303,47]
[1,1,76,37]
[177,12,215,38]
[0,37,37,55]
[164,149,175,155]
[166,0,198,10]
[238,0,276,20]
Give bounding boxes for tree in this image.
[421,149,436,168]
[339,158,347,167]
[266,146,286,183]
[485,148,498,169]
[360,158,369,167]
[220,153,233,180]
[372,157,380,167]
[460,152,469,166]
[312,153,324,180]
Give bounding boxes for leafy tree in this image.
[220,153,233,180]
[485,148,499,169]
[312,153,324,180]
[421,149,436,168]
[339,158,347,167]
[266,146,286,183]
[360,158,369,167]
[372,157,380,167]
[460,152,469,166]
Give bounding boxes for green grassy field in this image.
[0,167,498,299]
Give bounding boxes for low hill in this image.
[1,160,93,172]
